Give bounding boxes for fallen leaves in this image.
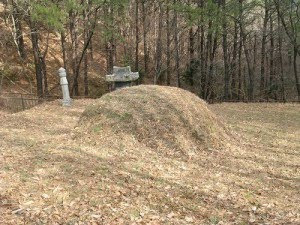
[0,99,299,224]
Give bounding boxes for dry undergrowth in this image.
[0,86,299,224]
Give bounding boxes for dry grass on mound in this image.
[77,85,233,158]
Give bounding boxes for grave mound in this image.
[78,85,233,157]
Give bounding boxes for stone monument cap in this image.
[106,66,139,82]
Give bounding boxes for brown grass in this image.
[0,86,299,224]
[77,85,233,159]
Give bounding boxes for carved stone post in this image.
[58,68,71,106]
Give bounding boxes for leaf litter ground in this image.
[0,86,299,224]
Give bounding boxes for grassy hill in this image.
[0,86,299,224]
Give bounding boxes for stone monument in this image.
[106,66,139,91]
[58,67,72,106]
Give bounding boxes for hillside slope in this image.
[0,86,299,224]
[0,3,107,96]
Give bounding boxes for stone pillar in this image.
[58,67,71,106]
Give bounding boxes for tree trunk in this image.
[104,5,114,74]
[269,12,275,99]
[41,56,48,96]
[293,47,300,100]
[203,19,212,99]
[41,33,50,96]
[231,21,238,99]
[142,0,149,82]
[166,1,171,85]
[188,27,195,86]
[198,0,204,97]
[242,33,254,101]
[61,31,67,71]
[84,8,89,96]
[135,0,139,72]
[84,50,89,96]
[239,0,254,101]
[238,0,243,100]
[154,2,163,84]
[188,0,195,87]
[11,0,26,60]
[88,0,93,61]
[173,0,180,87]
[69,10,79,96]
[207,1,221,101]
[29,21,43,98]
[238,30,243,100]
[207,32,218,101]
[252,34,258,100]
[277,13,286,101]
[260,1,269,99]
[222,0,230,100]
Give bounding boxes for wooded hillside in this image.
[1,0,299,101]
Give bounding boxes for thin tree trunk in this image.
[239,0,254,101]
[11,0,25,60]
[29,21,43,98]
[142,0,149,82]
[41,57,48,96]
[41,32,50,96]
[173,0,180,87]
[189,29,195,66]
[199,0,204,96]
[252,34,258,100]
[269,12,275,99]
[222,0,230,100]
[278,14,286,101]
[155,2,163,84]
[260,1,269,99]
[166,1,171,85]
[69,10,79,95]
[238,35,243,101]
[243,65,248,100]
[0,71,4,93]
[109,8,115,74]
[83,6,89,96]
[293,47,300,100]
[231,21,238,99]
[238,0,243,100]
[207,1,221,100]
[203,19,212,98]
[207,32,218,101]
[188,0,195,87]
[104,5,114,74]
[135,0,139,72]
[61,31,67,71]
[88,0,93,61]
[242,33,254,101]
[189,26,195,86]
[84,50,88,96]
